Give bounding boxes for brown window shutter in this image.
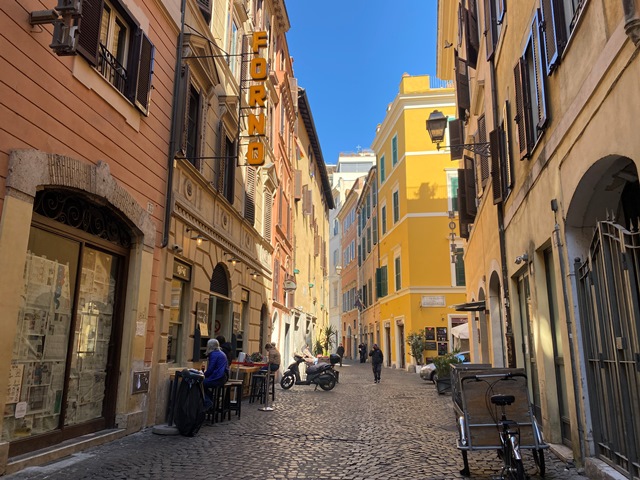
[304,189,312,215]
[302,185,309,214]
[133,32,154,115]
[465,0,479,69]
[490,129,503,204]
[244,166,256,224]
[224,137,235,203]
[196,0,212,24]
[502,101,513,190]
[484,0,496,60]
[217,123,227,192]
[464,155,477,216]
[458,168,470,239]
[455,53,471,119]
[532,11,548,131]
[449,118,464,160]
[541,0,566,74]
[77,0,104,65]
[513,59,531,159]
[478,115,489,187]
[173,65,191,158]
[294,170,302,200]
[264,193,272,243]
[314,235,320,256]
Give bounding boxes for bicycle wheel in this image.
[533,448,546,477]
[506,447,525,480]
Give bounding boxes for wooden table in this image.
[230,364,262,397]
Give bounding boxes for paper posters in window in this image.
[6,364,24,404]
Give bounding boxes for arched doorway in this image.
[8,189,132,456]
[569,156,640,476]
[209,264,232,358]
[488,272,506,367]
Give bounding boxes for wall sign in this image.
[421,295,446,307]
[246,31,268,166]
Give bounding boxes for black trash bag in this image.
[173,369,207,437]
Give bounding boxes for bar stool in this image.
[249,371,275,404]
[224,380,243,419]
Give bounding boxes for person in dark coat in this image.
[359,343,367,363]
[216,335,234,366]
[369,344,384,383]
[336,343,345,366]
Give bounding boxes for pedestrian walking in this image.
[369,344,383,383]
[359,343,367,363]
[336,343,345,366]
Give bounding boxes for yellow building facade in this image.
[371,75,466,370]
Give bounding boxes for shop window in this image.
[168,275,188,363]
[77,0,154,115]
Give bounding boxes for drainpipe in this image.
[623,0,640,47]
[551,200,586,466]
[161,0,187,248]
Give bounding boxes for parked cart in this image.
[451,365,548,477]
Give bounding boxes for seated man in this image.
[203,339,229,409]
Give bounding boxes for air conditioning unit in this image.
[50,21,78,56]
[55,0,82,15]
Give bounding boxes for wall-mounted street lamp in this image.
[250,271,260,279]
[224,252,241,266]
[186,228,208,246]
[426,110,491,158]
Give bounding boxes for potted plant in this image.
[433,350,463,394]
[406,331,427,372]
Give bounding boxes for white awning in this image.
[451,322,469,340]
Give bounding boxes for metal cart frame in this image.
[451,365,548,477]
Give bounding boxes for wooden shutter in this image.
[77,0,103,65]
[458,168,470,239]
[315,235,320,257]
[196,0,212,24]
[455,53,471,119]
[478,115,489,188]
[490,129,503,204]
[264,193,272,243]
[541,0,566,74]
[466,0,480,69]
[449,118,464,160]
[133,32,154,115]
[304,189,312,215]
[513,59,530,160]
[244,166,256,224]
[532,11,548,131]
[484,0,496,60]
[174,65,191,158]
[294,170,302,200]
[464,155,477,216]
[215,122,226,192]
[225,138,235,202]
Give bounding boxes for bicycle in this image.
[490,392,525,479]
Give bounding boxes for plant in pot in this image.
[433,350,463,394]
[406,331,427,372]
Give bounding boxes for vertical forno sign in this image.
[247,31,268,166]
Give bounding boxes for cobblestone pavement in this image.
[7,362,587,480]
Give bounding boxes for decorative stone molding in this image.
[623,0,640,47]
[7,149,156,249]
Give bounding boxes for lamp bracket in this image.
[437,142,491,158]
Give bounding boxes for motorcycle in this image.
[280,353,340,391]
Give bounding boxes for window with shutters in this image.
[540,0,585,74]
[244,167,256,225]
[477,115,489,189]
[381,205,387,235]
[379,154,386,184]
[372,216,378,244]
[484,0,505,60]
[448,118,464,160]
[391,135,398,167]
[447,171,459,212]
[77,0,155,115]
[454,248,466,286]
[455,52,471,120]
[375,266,388,298]
[514,11,548,160]
[490,101,514,205]
[395,256,402,291]
[263,192,272,243]
[465,0,480,69]
[367,226,371,254]
[185,86,201,167]
[294,170,302,200]
[392,190,400,224]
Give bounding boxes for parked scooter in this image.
[280,353,340,391]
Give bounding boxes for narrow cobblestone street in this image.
[7,362,586,480]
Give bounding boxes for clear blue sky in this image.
[285,1,438,165]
